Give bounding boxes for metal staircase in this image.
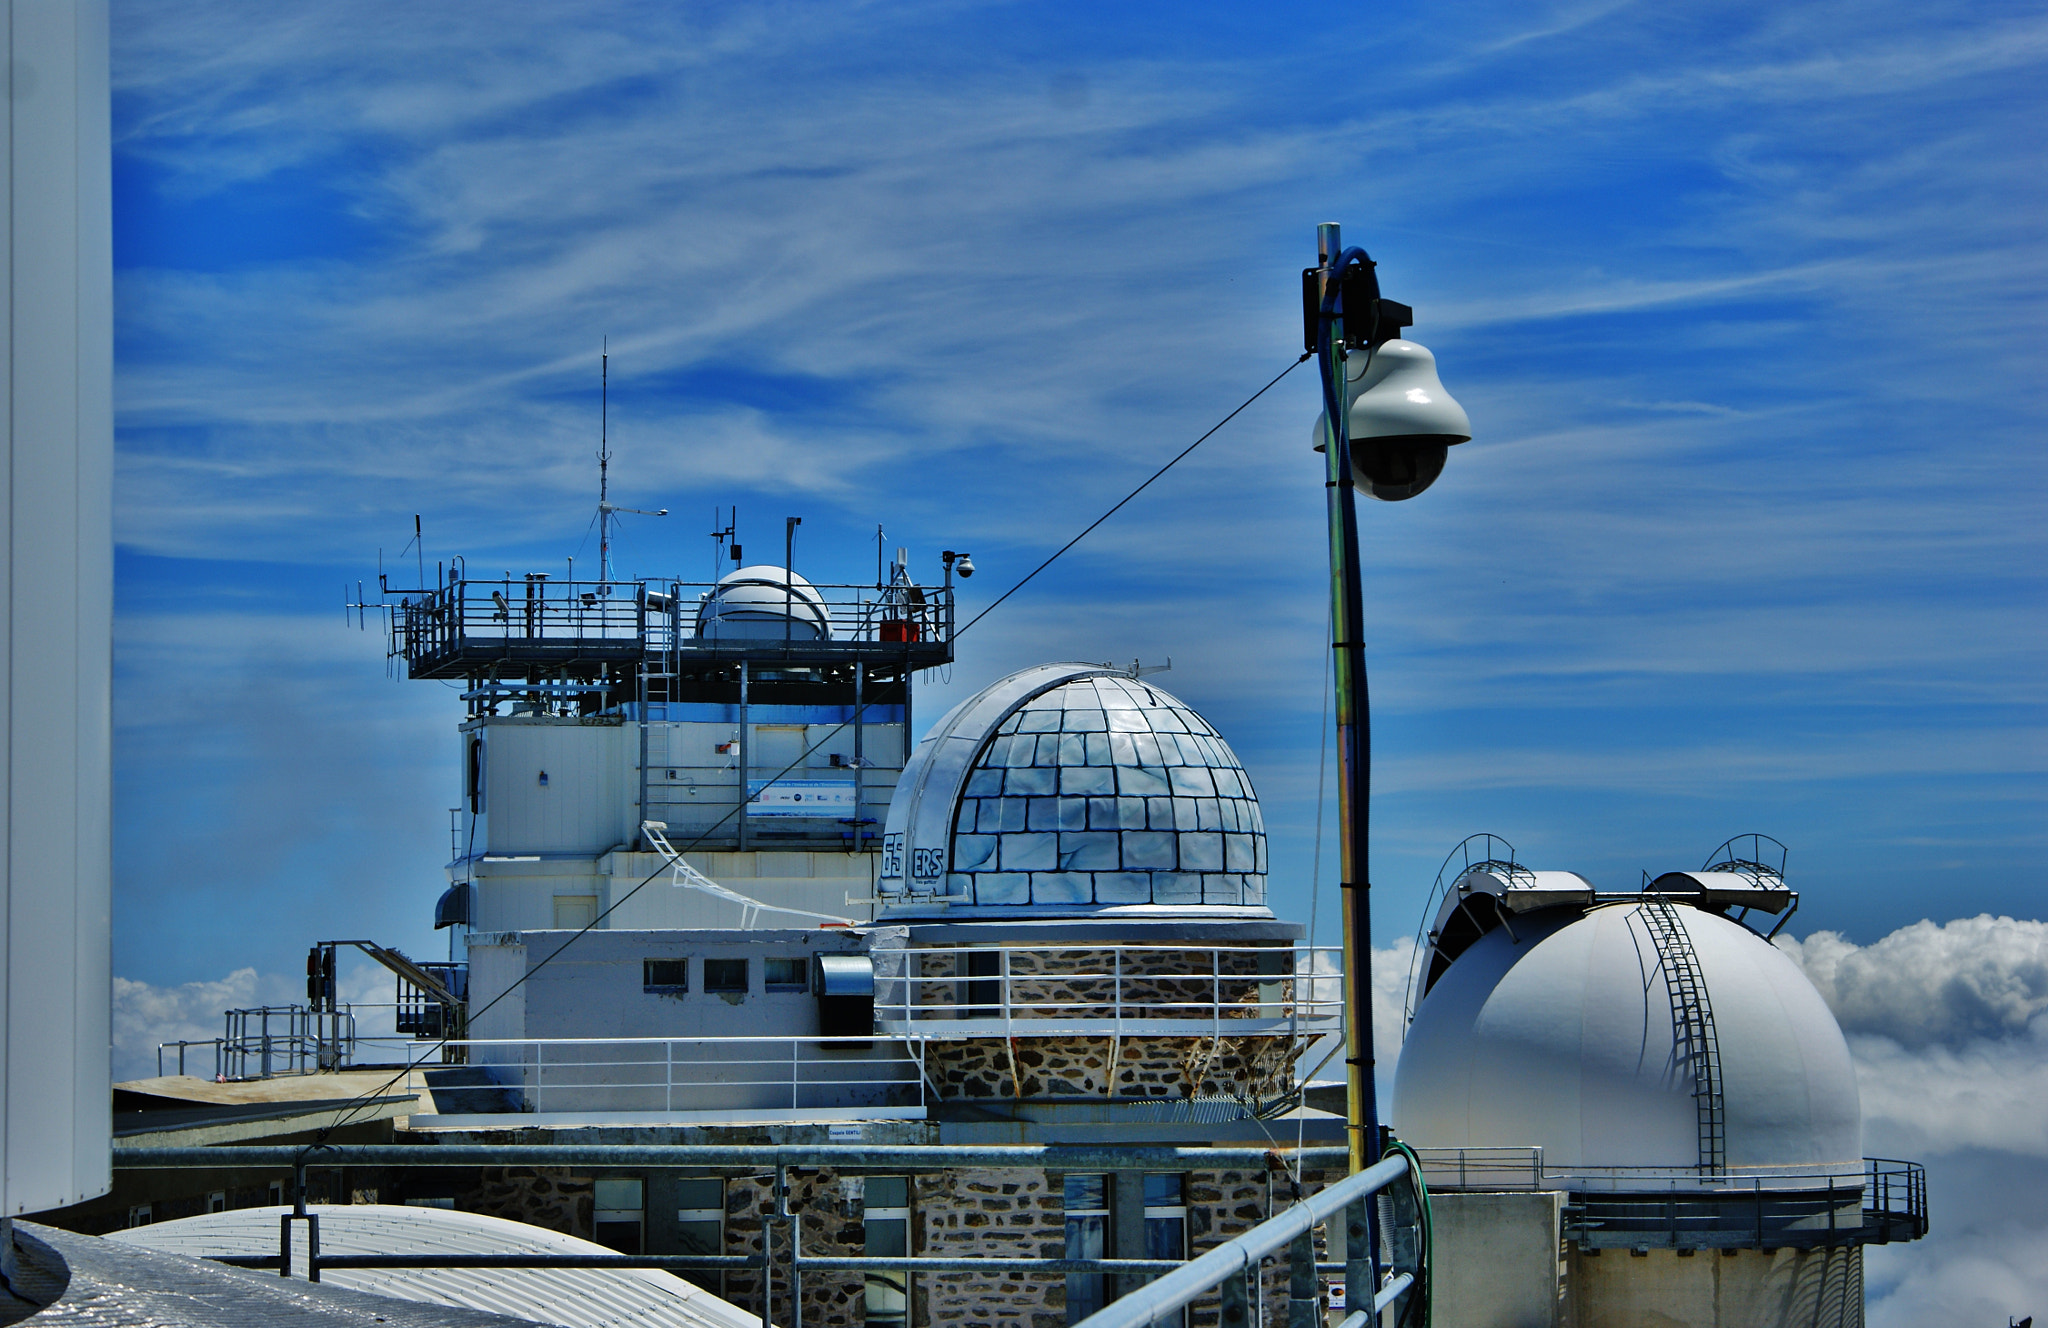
[1638,897,1727,1174]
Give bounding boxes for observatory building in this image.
[1392,835,1925,1328]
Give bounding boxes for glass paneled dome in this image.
[878,663,1267,911]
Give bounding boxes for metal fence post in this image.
[1219,1260,1250,1328]
[1287,1229,1318,1328]
[1344,1197,1371,1322]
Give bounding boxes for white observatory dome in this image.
[696,565,832,641]
[1393,900,1860,1174]
[878,662,1268,912]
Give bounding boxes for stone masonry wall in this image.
[450,1161,1337,1328]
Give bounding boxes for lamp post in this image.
[1305,222,1471,1177]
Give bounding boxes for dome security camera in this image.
[956,554,974,578]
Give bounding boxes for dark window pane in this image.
[594,1219,642,1255]
[1145,1215,1186,1261]
[674,1219,722,1256]
[865,1215,908,1258]
[865,1176,909,1208]
[764,957,806,989]
[643,959,688,991]
[704,958,747,992]
[674,1179,723,1210]
[1063,1174,1107,1210]
[1142,1174,1183,1206]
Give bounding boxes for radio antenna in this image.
[598,340,611,583]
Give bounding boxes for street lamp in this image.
[1304,222,1471,1178]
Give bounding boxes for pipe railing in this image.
[1070,1155,1419,1328]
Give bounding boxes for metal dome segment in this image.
[877,662,1269,912]
[694,564,833,641]
[1404,834,1597,1022]
[1393,902,1862,1177]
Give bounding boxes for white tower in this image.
[1,0,114,1219]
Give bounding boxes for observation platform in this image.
[390,576,955,681]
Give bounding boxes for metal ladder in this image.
[1639,897,1727,1173]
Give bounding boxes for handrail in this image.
[1071,1155,1414,1328]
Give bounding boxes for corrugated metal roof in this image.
[109,1205,763,1328]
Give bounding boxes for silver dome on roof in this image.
[878,662,1269,915]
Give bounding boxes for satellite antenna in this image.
[593,341,667,586]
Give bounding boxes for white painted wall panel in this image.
[2,0,112,1216]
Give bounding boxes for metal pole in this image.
[738,660,751,852]
[1315,221,1380,1175]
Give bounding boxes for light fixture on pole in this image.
[1304,223,1471,1184]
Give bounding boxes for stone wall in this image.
[443,1160,1337,1328]
[923,1033,1300,1105]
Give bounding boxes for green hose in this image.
[1380,1137,1433,1328]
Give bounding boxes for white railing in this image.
[870,944,1343,1039]
[432,1035,929,1120]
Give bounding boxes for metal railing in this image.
[391,576,956,678]
[157,1006,363,1080]
[872,945,1344,1038]
[1071,1154,1422,1328]
[1411,1149,1927,1251]
[446,1035,929,1118]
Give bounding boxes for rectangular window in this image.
[1144,1175,1189,1328]
[207,1191,227,1214]
[704,958,748,993]
[644,958,689,992]
[127,1204,153,1228]
[864,1177,911,1328]
[1064,1174,1110,1325]
[594,1176,645,1255]
[764,958,807,991]
[675,1178,726,1295]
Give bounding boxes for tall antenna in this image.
[598,340,611,582]
[591,339,669,589]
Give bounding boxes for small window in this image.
[594,1176,644,1255]
[764,958,807,991]
[644,959,689,992]
[268,1181,285,1206]
[704,958,748,993]
[1064,1174,1110,1325]
[128,1204,154,1228]
[676,1178,726,1295]
[864,1177,911,1328]
[207,1191,227,1214]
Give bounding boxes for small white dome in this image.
[696,565,831,641]
[1392,901,1860,1173]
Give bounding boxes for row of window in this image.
[641,956,809,994]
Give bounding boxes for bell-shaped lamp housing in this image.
[1312,339,1472,501]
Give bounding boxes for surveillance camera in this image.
[956,555,974,578]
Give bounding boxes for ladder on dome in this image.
[1640,896,1727,1174]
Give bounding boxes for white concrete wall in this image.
[473,720,633,856]
[1,0,112,1217]
[1428,1192,1565,1328]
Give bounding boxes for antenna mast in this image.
[598,341,611,583]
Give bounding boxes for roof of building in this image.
[11,1221,540,1328]
[879,662,1271,916]
[108,1204,760,1328]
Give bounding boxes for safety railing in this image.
[1413,1155,1927,1250]
[442,1035,929,1119]
[157,1006,363,1080]
[871,945,1344,1038]
[390,576,956,677]
[1071,1153,1424,1328]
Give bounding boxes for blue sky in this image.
[104,4,2046,1315]
[108,0,2044,981]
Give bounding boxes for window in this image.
[704,958,748,994]
[864,1177,911,1328]
[675,1178,726,1294]
[127,1204,153,1228]
[207,1191,227,1214]
[268,1181,285,1206]
[764,957,807,991]
[554,895,598,929]
[594,1176,644,1255]
[644,959,689,993]
[467,736,485,814]
[1064,1174,1110,1324]
[1144,1175,1189,1328]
